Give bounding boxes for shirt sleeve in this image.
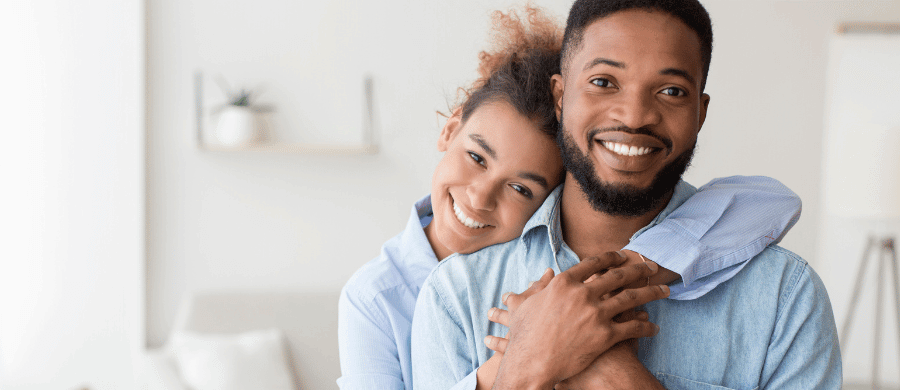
[337,286,406,390]
[759,261,842,388]
[411,274,480,390]
[623,175,801,300]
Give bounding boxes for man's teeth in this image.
[602,141,653,157]
[453,202,487,229]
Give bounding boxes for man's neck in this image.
[559,176,672,260]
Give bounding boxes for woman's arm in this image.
[338,286,406,390]
[622,175,801,299]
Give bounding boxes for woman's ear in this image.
[438,108,463,152]
[551,74,564,120]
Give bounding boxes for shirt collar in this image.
[518,180,699,254]
[396,195,438,289]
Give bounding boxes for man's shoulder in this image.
[738,245,825,299]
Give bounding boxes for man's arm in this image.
[623,175,801,299]
[487,270,666,389]
[490,254,669,389]
[411,252,667,390]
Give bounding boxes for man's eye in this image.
[590,78,613,88]
[510,184,533,199]
[468,151,486,166]
[661,87,687,97]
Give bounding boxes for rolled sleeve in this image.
[624,175,802,300]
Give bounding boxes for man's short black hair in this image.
[561,0,713,91]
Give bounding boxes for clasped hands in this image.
[480,251,670,390]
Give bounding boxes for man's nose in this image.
[609,90,662,129]
[467,179,498,211]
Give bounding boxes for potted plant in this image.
[212,79,273,146]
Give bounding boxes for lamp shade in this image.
[821,32,900,219]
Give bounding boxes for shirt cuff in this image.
[448,369,479,390]
[624,222,704,286]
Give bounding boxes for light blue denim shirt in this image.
[411,181,840,390]
[339,176,804,389]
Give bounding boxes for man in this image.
[410,0,842,388]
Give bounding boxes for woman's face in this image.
[428,101,564,258]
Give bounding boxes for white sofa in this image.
[142,290,341,390]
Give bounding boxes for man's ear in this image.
[551,74,565,120]
[698,93,711,133]
[438,108,463,152]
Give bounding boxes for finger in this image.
[600,284,670,318]
[587,260,659,296]
[614,309,648,323]
[610,318,661,341]
[488,307,511,327]
[584,272,601,284]
[484,335,509,354]
[525,268,554,294]
[614,308,637,322]
[503,268,554,310]
[560,251,628,283]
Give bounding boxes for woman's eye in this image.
[661,87,687,97]
[468,151,486,167]
[510,184,533,199]
[590,78,613,88]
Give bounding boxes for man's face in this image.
[552,9,710,216]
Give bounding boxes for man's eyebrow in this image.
[660,68,696,86]
[519,172,549,189]
[469,134,496,159]
[583,57,625,72]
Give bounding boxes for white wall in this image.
[146,0,900,386]
[0,0,144,389]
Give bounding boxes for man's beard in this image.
[556,119,696,217]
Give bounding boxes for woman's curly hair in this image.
[453,5,563,138]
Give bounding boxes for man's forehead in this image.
[567,10,703,78]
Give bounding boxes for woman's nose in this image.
[467,180,498,211]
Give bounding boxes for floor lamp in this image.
[821,24,900,389]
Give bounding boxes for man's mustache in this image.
[587,126,673,150]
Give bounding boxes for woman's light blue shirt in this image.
[338,175,802,389]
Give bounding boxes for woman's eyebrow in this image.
[519,172,549,189]
[469,134,496,159]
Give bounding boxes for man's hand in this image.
[554,310,665,390]
[488,251,670,390]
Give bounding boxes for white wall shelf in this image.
[199,142,378,154]
[194,72,378,155]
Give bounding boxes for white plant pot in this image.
[214,106,262,146]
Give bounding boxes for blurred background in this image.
[2,0,899,388]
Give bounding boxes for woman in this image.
[338,7,800,390]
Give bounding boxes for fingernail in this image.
[615,250,627,260]
[484,335,492,345]
[488,307,496,318]
[659,284,670,295]
[528,281,535,288]
[645,260,658,272]
[638,311,649,320]
[502,292,511,304]
[544,268,553,276]
[653,324,660,335]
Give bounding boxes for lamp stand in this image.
[840,235,900,389]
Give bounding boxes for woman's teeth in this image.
[453,202,487,229]
[602,141,653,157]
